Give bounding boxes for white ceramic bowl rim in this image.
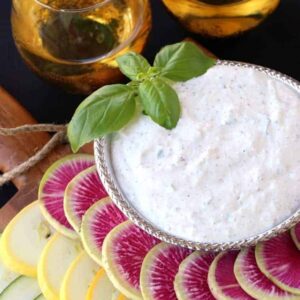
[94,60,300,251]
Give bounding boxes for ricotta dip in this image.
[111,64,300,243]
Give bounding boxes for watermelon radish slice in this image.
[102,220,160,300]
[235,247,298,300]
[140,242,192,300]
[291,223,300,250]
[64,165,108,233]
[81,197,127,266]
[175,251,216,300]
[39,154,94,238]
[208,251,254,300]
[256,232,300,295]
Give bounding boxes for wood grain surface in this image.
[0,87,85,230]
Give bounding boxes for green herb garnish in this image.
[68,41,216,152]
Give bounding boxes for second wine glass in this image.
[162,0,280,38]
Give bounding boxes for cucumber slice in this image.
[34,295,46,300]
[0,235,19,294]
[0,276,40,299]
[0,257,19,294]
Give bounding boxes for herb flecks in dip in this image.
[111,65,300,243]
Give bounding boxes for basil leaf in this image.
[138,78,180,129]
[154,41,216,81]
[68,84,136,152]
[117,52,151,80]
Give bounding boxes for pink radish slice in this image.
[208,251,254,300]
[291,223,300,250]
[235,247,298,299]
[102,220,160,300]
[64,165,108,232]
[175,251,216,300]
[140,243,192,300]
[256,232,300,295]
[81,197,127,265]
[39,154,94,238]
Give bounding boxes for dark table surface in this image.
[0,0,300,204]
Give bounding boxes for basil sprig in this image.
[68,41,216,152]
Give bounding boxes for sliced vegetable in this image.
[208,251,254,299]
[60,251,99,300]
[291,223,300,250]
[86,268,123,300]
[39,154,94,238]
[0,201,53,277]
[235,247,298,299]
[0,234,19,294]
[0,276,40,300]
[140,242,192,300]
[256,232,300,295]
[37,233,82,300]
[64,166,107,232]
[81,198,127,265]
[174,251,216,300]
[102,220,160,300]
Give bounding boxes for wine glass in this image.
[11,0,152,94]
[162,0,280,38]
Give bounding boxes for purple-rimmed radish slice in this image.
[256,232,300,295]
[39,154,94,238]
[208,251,254,300]
[234,247,298,299]
[174,251,216,300]
[291,223,300,250]
[140,242,192,300]
[102,220,160,300]
[64,165,108,232]
[80,197,127,265]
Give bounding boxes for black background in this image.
[0,0,300,205]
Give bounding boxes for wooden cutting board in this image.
[0,87,92,230]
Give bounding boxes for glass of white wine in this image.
[11,0,152,94]
[162,0,280,38]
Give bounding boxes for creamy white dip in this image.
[111,65,300,243]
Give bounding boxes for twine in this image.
[0,124,66,135]
[0,124,67,187]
